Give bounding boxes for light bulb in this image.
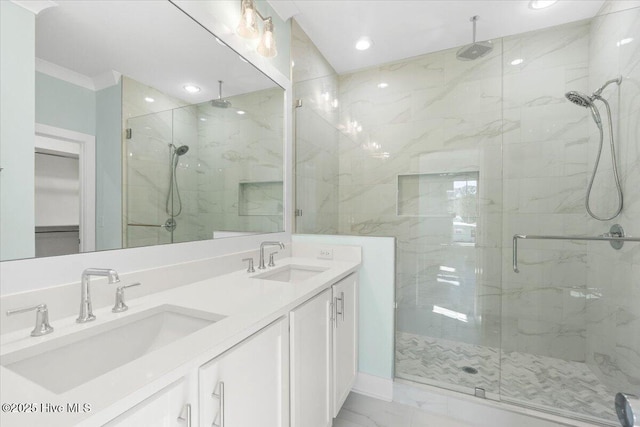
[237,0,259,39]
[257,18,277,58]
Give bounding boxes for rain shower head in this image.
[456,16,493,61]
[211,80,231,108]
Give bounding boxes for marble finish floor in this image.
[334,392,462,427]
[396,332,618,424]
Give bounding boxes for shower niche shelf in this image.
[238,181,283,216]
[397,171,479,217]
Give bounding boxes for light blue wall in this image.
[292,234,395,380]
[35,72,96,136]
[95,82,123,250]
[0,2,35,261]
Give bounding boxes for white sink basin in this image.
[1,304,224,394]
[252,264,329,283]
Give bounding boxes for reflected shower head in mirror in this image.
[211,80,232,108]
[174,145,189,156]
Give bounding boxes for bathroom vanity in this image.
[0,255,360,426]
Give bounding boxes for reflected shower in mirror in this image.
[0,0,284,262]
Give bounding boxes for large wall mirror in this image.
[1,0,284,262]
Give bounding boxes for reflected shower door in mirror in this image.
[124,78,284,248]
[0,1,284,262]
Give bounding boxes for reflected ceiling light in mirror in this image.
[237,0,277,58]
[144,97,155,103]
[510,58,524,65]
[617,37,633,46]
[377,82,389,89]
[529,0,558,9]
[355,36,373,51]
[183,84,200,93]
[237,110,246,115]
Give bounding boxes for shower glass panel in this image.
[125,110,175,248]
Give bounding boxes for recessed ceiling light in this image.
[199,117,207,122]
[529,0,558,9]
[510,58,524,65]
[144,97,155,103]
[355,37,373,51]
[183,84,201,93]
[377,82,389,89]
[617,37,633,46]
[237,110,246,115]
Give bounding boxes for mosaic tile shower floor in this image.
[396,332,618,424]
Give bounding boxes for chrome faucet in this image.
[258,241,285,269]
[77,268,120,323]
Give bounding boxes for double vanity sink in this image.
[0,255,359,426]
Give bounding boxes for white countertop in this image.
[0,257,360,426]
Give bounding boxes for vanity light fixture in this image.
[183,84,201,93]
[355,36,373,51]
[144,97,155,103]
[529,0,558,9]
[237,0,278,58]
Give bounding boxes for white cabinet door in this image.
[199,318,288,427]
[104,373,196,427]
[332,273,358,417]
[290,288,333,427]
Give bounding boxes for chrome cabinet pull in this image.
[335,291,345,322]
[177,403,191,426]
[211,381,225,427]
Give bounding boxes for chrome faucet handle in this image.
[6,304,54,337]
[242,257,255,273]
[112,282,141,313]
[268,251,278,267]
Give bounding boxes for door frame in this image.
[35,123,96,253]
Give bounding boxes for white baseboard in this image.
[351,372,393,402]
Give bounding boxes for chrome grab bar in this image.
[127,223,165,228]
[513,224,640,273]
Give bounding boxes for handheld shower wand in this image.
[564,76,623,221]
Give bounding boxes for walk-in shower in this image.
[565,76,623,221]
[293,5,639,427]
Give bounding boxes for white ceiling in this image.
[269,0,608,73]
[35,1,276,103]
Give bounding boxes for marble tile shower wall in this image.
[195,88,284,236]
[584,6,640,392]
[337,40,505,358]
[292,20,341,234]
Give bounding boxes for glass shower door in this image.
[124,110,174,248]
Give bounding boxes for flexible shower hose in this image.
[585,95,623,221]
